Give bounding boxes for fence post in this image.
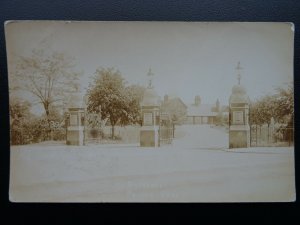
[267,124,269,144]
[250,124,252,147]
[256,125,258,147]
[173,124,175,138]
[289,128,291,146]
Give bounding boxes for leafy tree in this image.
[249,101,261,125]
[257,95,276,125]
[250,83,293,126]
[87,67,143,138]
[9,97,32,145]
[9,96,31,120]
[250,95,277,143]
[12,49,82,137]
[249,83,294,144]
[125,84,146,125]
[274,83,294,125]
[273,83,294,143]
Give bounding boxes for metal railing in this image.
[250,125,294,147]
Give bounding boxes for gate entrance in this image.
[171,124,228,149]
[84,113,106,145]
[159,113,174,145]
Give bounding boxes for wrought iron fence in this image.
[159,126,174,145]
[250,124,294,147]
[158,112,174,145]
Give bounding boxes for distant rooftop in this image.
[187,104,217,117]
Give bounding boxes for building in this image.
[160,95,188,124]
[185,96,221,125]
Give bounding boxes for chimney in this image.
[195,95,201,106]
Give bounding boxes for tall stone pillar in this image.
[140,87,160,147]
[229,84,250,148]
[66,89,85,146]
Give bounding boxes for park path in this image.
[172,124,228,149]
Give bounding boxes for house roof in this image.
[161,97,187,109]
[187,104,217,117]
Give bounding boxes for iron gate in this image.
[159,113,174,145]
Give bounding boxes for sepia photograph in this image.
[5,21,295,202]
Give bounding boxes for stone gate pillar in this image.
[140,87,160,147]
[66,88,85,146]
[229,84,250,148]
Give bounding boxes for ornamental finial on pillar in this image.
[147,68,154,88]
[236,61,243,85]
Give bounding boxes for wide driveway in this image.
[173,124,228,149]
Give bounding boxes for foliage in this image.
[9,96,31,119]
[250,95,275,125]
[125,84,146,125]
[250,83,294,126]
[10,97,32,144]
[12,49,82,129]
[274,84,294,125]
[87,67,145,138]
[10,96,65,145]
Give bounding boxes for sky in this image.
[5,21,294,114]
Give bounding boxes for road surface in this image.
[173,124,228,149]
[9,125,295,202]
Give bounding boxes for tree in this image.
[12,49,82,137]
[9,97,32,144]
[87,68,143,138]
[250,83,294,126]
[274,83,294,143]
[125,84,146,125]
[9,96,31,121]
[274,83,294,125]
[249,83,294,145]
[257,95,276,124]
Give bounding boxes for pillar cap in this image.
[230,84,249,103]
[141,87,160,106]
[67,91,85,109]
